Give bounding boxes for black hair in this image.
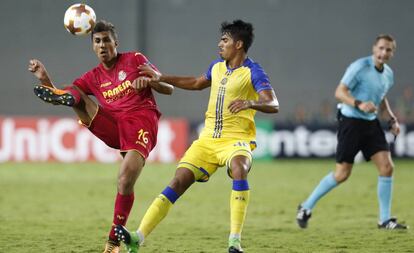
[91,20,118,42]
[220,20,254,52]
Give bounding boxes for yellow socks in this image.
[138,186,179,239]
[230,180,250,236]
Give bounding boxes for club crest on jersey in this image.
[220,77,228,85]
[118,70,127,81]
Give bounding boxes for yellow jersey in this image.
[200,58,273,140]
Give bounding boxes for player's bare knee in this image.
[231,166,248,180]
[168,177,189,196]
[334,163,353,183]
[169,177,181,192]
[169,170,194,195]
[380,162,394,177]
[118,169,139,194]
[117,177,134,194]
[118,161,142,193]
[334,169,351,183]
[230,156,250,180]
[70,85,98,120]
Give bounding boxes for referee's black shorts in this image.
[336,113,389,164]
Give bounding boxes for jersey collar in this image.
[225,57,251,72]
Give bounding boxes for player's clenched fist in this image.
[132,77,152,91]
[358,101,377,113]
[28,59,47,80]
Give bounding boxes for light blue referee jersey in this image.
[339,55,394,120]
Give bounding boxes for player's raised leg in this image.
[115,167,195,253]
[228,155,251,253]
[29,59,78,107]
[35,83,99,126]
[69,86,100,127]
[297,163,352,228]
[372,151,408,229]
[29,59,100,127]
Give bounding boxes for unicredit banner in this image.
[0,117,188,163]
[254,121,414,159]
[2,117,413,162]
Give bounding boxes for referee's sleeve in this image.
[340,62,362,90]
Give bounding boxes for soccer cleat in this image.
[114,225,140,253]
[228,238,244,253]
[33,84,75,106]
[229,246,244,253]
[296,204,312,229]
[102,239,120,253]
[378,217,409,230]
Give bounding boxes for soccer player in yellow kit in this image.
[115,20,279,253]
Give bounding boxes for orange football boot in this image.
[102,239,120,253]
[33,84,75,106]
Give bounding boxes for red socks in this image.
[65,86,81,105]
[109,192,134,241]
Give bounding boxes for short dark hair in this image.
[220,20,254,52]
[375,34,396,49]
[91,20,118,42]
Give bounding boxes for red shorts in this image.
[81,107,159,159]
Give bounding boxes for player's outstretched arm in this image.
[131,77,174,95]
[160,75,210,90]
[149,81,174,95]
[228,89,279,114]
[138,65,211,90]
[28,59,55,88]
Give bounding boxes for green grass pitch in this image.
[0,159,413,252]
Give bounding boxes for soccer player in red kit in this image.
[28,20,173,253]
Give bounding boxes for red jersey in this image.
[73,52,160,116]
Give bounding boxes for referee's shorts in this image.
[336,112,389,164]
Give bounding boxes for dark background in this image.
[2,0,413,123]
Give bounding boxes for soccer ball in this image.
[64,4,96,36]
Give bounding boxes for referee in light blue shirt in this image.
[297,34,408,230]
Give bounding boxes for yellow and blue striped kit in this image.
[200,57,273,140]
[177,58,274,181]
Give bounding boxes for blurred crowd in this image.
[392,86,414,124]
[288,86,413,125]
